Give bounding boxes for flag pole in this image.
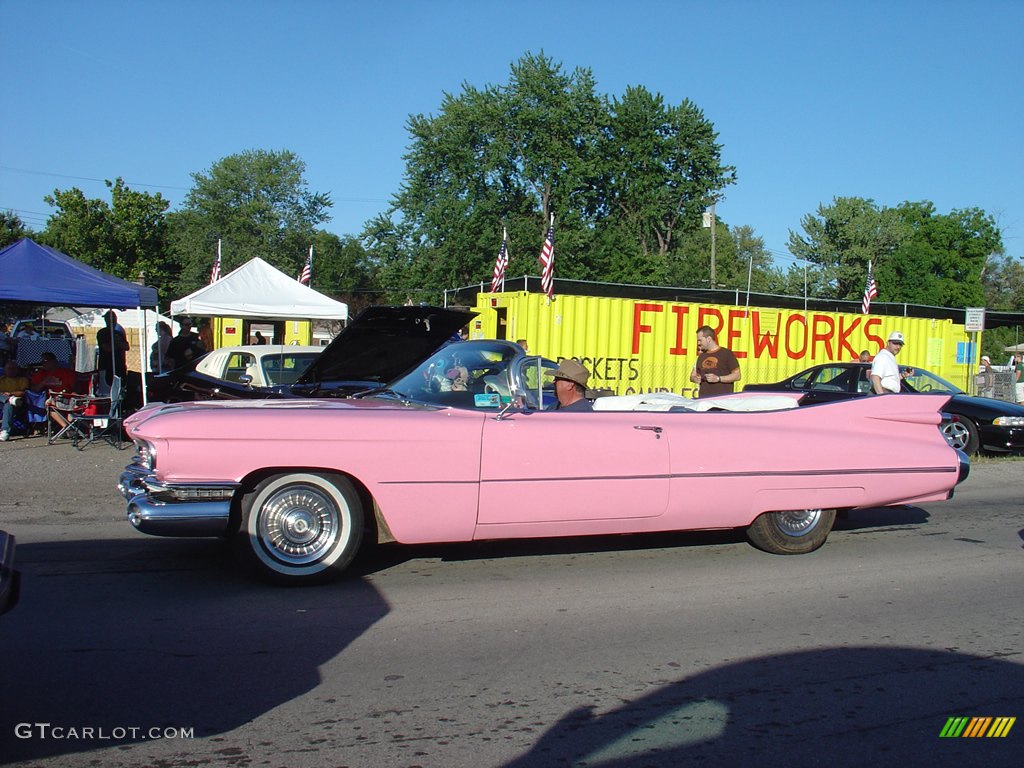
[501,226,508,293]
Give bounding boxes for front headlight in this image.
[133,440,156,469]
[993,416,1024,427]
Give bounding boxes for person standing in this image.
[198,319,214,352]
[150,321,173,373]
[870,331,905,394]
[977,355,995,398]
[95,310,130,388]
[689,326,741,398]
[166,318,207,367]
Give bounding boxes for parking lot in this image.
[1,437,1021,767]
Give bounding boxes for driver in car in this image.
[546,359,593,411]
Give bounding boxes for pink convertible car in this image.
[119,307,969,584]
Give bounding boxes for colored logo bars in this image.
[939,716,1015,738]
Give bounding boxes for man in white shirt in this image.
[870,331,905,394]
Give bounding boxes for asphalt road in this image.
[0,436,1021,767]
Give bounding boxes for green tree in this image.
[370,52,734,300]
[0,211,31,249]
[308,230,379,309]
[983,254,1024,311]
[894,205,999,308]
[980,253,1024,362]
[41,187,114,267]
[787,197,1002,307]
[602,86,735,261]
[168,149,332,296]
[787,197,905,299]
[41,179,172,296]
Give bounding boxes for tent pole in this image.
[139,305,149,407]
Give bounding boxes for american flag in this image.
[490,228,509,293]
[299,246,313,286]
[537,215,555,300]
[209,240,222,284]
[861,260,878,314]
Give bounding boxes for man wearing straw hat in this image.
[546,359,593,412]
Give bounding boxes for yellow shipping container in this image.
[472,292,978,396]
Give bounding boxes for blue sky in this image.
[3,0,1022,271]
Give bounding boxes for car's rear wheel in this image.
[234,472,364,584]
[746,508,836,555]
[941,417,979,455]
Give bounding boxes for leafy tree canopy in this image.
[168,149,332,296]
[40,179,173,299]
[1,210,31,250]
[788,197,1003,308]
[367,52,735,302]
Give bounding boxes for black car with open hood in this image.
[149,305,475,402]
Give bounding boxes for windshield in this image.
[900,367,964,395]
[261,353,320,386]
[383,340,527,409]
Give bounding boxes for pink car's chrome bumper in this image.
[119,465,235,537]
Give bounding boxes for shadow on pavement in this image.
[0,537,390,764]
[502,646,1022,767]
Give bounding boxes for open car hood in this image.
[295,305,476,387]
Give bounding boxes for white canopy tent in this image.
[170,257,348,321]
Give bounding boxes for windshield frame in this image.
[899,366,964,395]
[373,339,536,410]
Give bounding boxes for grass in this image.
[973,452,1024,464]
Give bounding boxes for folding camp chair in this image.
[47,371,101,445]
[47,391,91,445]
[68,375,125,450]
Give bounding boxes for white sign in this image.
[965,307,986,332]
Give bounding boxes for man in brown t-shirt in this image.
[689,325,741,398]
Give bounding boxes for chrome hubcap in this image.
[773,509,822,537]
[941,422,968,450]
[258,485,339,564]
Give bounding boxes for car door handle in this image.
[634,425,663,438]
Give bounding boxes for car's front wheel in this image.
[941,417,979,455]
[746,508,836,555]
[234,472,364,584]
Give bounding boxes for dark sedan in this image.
[744,362,1024,455]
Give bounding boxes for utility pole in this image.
[703,197,717,287]
[709,198,717,287]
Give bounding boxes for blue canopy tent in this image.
[0,238,158,308]
[1,238,160,405]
